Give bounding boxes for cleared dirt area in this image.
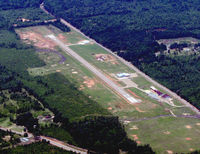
[83,77,96,88]
[94,54,118,64]
[17,30,56,49]
[58,34,70,45]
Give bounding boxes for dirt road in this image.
[47,34,139,104]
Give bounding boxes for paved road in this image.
[47,34,139,104]
[41,136,88,154]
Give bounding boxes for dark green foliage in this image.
[0,141,75,154]
[15,112,38,132]
[52,19,70,32]
[0,8,54,28]
[40,125,76,145]
[0,0,42,10]
[0,129,20,149]
[170,43,188,49]
[69,116,154,154]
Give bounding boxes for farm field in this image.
[16,25,200,153]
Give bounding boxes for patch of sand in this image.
[190,148,194,152]
[185,125,192,129]
[56,70,61,72]
[183,113,191,116]
[72,71,78,74]
[186,138,192,141]
[58,34,69,44]
[124,121,131,125]
[130,125,138,130]
[163,131,171,135]
[166,150,173,154]
[135,107,145,113]
[196,123,200,126]
[131,135,138,140]
[108,107,112,110]
[83,77,95,88]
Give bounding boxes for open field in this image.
[15,25,200,153]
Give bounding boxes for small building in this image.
[162,94,172,101]
[116,73,130,78]
[153,89,163,96]
[148,93,159,100]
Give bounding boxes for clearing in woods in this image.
[16,25,200,153]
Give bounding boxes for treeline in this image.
[43,0,200,110]
[0,0,42,10]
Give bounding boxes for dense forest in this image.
[43,0,200,109]
[0,0,154,153]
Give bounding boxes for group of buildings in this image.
[147,86,172,102]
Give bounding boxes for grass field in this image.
[15,25,200,153]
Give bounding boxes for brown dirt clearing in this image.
[185,125,192,129]
[163,131,171,135]
[166,150,173,154]
[58,34,70,45]
[108,107,112,110]
[135,107,146,113]
[83,77,96,88]
[130,125,138,130]
[17,30,56,49]
[131,134,138,140]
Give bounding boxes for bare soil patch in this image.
[131,134,138,140]
[186,137,192,141]
[94,54,118,64]
[196,123,200,126]
[17,31,56,49]
[135,107,145,113]
[83,77,96,88]
[166,150,173,154]
[130,125,139,130]
[56,70,61,72]
[108,107,112,110]
[163,131,171,135]
[58,34,69,44]
[185,125,192,129]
